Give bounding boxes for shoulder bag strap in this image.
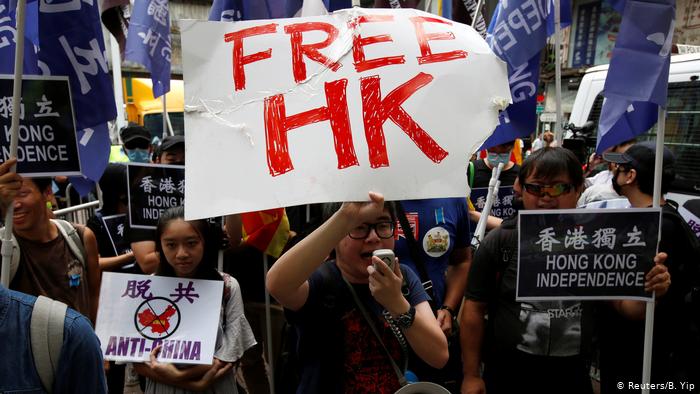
[394,202,435,302]
[342,278,408,387]
[31,295,68,393]
[51,219,87,268]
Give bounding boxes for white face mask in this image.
[487,151,511,166]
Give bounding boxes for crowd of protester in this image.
[0,125,698,394]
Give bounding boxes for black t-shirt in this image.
[598,204,699,391]
[465,216,590,393]
[471,159,520,188]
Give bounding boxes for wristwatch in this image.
[385,306,416,329]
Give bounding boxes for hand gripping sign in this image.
[96,272,223,364]
[181,8,511,219]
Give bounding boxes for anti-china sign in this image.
[181,8,511,220]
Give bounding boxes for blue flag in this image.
[125,0,171,98]
[596,0,675,153]
[36,0,117,131]
[0,0,41,75]
[482,0,571,149]
[68,123,111,197]
[285,0,350,17]
[0,0,116,187]
[209,0,288,21]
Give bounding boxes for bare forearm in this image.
[404,302,449,369]
[133,364,216,390]
[98,252,135,271]
[131,241,159,274]
[444,251,471,312]
[461,300,486,378]
[267,210,352,306]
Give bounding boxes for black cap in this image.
[603,141,675,172]
[120,125,151,144]
[160,135,184,152]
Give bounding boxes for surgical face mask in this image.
[126,148,151,163]
[487,152,511,167]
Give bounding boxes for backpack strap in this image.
[50,219,87,268]
[0,227,20,282]
[30,295,67,393]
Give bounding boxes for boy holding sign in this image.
[460,148,670,394]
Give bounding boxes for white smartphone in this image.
[372,249,395,272]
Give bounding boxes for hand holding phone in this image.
[372,249,395,273]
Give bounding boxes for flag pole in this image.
[471,0,483,28]
[1,0,27,288]
[553,0,564,145]
[263,253,276,394]
[641,106,665,394]
[110,34,126,132]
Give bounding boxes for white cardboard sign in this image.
[95,272,223,364]
[181,8,510,219]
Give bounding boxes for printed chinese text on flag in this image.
[0,0,116,185]
[242,208,290,258]
[595,0,675,153]
[125,0,171,98]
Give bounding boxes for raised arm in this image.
[266,192,386,311]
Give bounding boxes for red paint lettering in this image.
[224,23,278,91]
[360,72,448,168]
[264,79,357,176]
[350,15,405,72]
[410,16,467,65]
[285,22,342,83]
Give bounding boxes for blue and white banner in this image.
[596,0,675,153]
[125,0,171,98]
[0,0,116,186]
[482,0,571,150]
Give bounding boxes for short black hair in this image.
[518,147,584,187]
[619,162,675,195]
[26,177,53,193]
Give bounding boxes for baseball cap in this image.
[603,141,675,172]
[159,135,184,152]
[120,125,151,145]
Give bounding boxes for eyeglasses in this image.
[523,183,574,198]
[348,221,395,240]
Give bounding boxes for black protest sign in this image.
[0,76,80,176]
[470,186,516,233]
[102,214,132,255]
[127,163,185,229]
[517,208,661,301]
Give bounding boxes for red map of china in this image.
[138,305,177,334]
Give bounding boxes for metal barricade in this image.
[53,183,103,225]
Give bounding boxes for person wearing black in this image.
[471,140,520,188]
[603,141,699,392]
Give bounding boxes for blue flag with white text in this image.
[482,0,571,150]
[0,0,115,187]
[209,0,287,21]
[125,0,171,98]
[596,0,675,153]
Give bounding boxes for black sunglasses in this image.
[523,183,574,198]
